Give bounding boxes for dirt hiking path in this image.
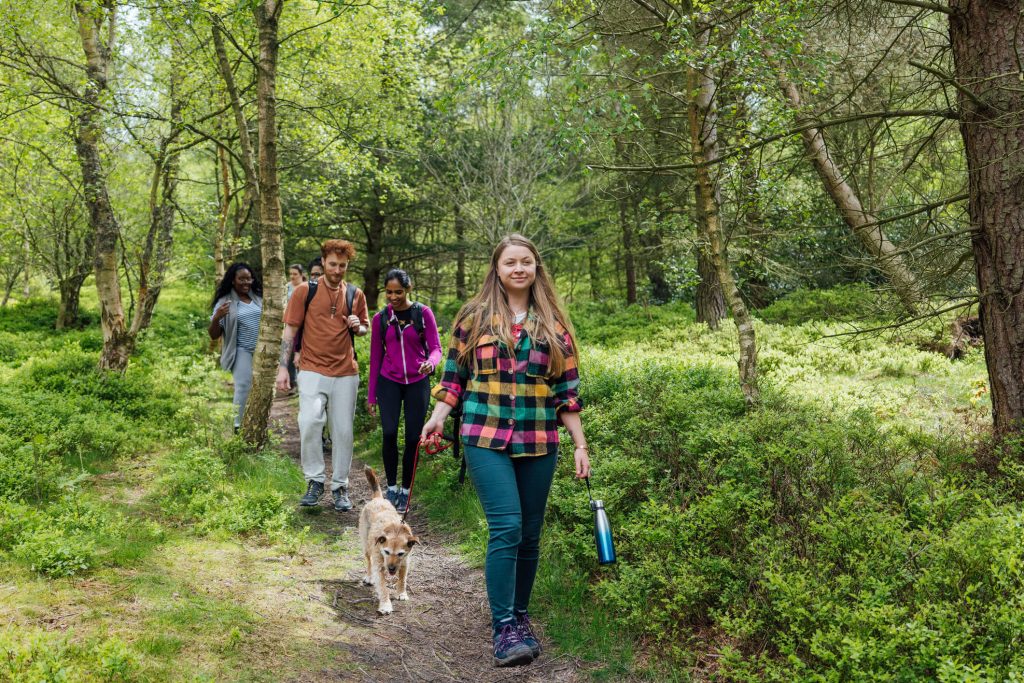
[271,397,586,683]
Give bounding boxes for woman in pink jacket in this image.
[367,269,443,512]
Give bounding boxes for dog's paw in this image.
[377,601,393,615]
[361,575,372,586]
[397,591,409,601]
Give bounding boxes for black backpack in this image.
[294,280,361,360]
[379,302,432,369]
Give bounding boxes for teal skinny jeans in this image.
[464,444,558,634]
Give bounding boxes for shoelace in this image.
[516,615,536,640]
[495,623,525,651]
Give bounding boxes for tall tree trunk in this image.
[779,76,922,314]
[734,100,771,309]
[588,240,601,300]
[214,139,231,281]
[56,275,86,330]
[212,20,258,263]
[130,58,182,338]
[454,203,467,300]
[22,233,30,299]
[74,1,133,372]
[694,184,726,328]
[689,20,759,406]
[620,197,637,304]
[363,198,385,310]
[241,0,286,447]
[950,0,1024,438]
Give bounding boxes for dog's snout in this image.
[388,566,399,575]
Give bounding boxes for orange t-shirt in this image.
[284,281,369,377]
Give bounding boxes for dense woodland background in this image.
[2,0,1024,680]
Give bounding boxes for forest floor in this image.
[266,395,589,683]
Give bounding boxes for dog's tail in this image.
[363,465,383,499]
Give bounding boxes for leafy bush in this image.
[757,284,879,324]
[12,526,95,578]
[155,447,227,509]
[0,628,141,682]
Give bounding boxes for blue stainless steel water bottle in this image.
[586,478,616,565]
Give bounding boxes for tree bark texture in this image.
[212,21,258,259]
[214,140,231,282]
[362,170,387,310]
[241,0,286,447]
[694,184,726,329]
[620,197,638,304]
[688,23,759,406]
[779,76,922,314]
[454,203,467,300]
[74,2,134,372]
[56,276,86,330]
[950,0,1024,437]
[130,59,182,338]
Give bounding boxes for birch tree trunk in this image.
[74,1,134,372]
[949,0,1024,439]
[779,76,922,314]
[241,0,286,446]
[688,20,759,406]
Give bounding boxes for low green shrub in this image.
[0,627,141,682]
[195,488,290,536]
[155,447,226,511]
[12,526,95,578]
[757,284,879,324]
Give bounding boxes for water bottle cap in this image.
[590,499,604,511]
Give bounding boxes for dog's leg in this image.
[397,560,409,601]
[374,559,393,615]
[362,550,372,586]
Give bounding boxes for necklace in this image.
[325,284,341,318]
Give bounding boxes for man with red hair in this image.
[277,239,369,511]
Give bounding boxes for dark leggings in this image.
[377,376,430,489]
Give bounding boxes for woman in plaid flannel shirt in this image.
[422,234,591,667]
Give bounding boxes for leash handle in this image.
[402,434,453,522]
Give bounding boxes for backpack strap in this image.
[379,306,392,351]
[345,283,360,360]
[294,281,318,353]
[304,280,318,313]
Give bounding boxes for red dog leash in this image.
[403,432,451,522]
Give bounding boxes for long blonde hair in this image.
[455,234,577,377]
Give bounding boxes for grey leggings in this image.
[232,347,254,428]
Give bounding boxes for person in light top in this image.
[208,263,263,431]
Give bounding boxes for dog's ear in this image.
[406,536,419,549]
[376,535,387,545]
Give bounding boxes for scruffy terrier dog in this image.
[359,466,419,615]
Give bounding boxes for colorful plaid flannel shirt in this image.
[432,319,582,457]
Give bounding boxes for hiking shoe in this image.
[385,488,399,507]
[332,486,353,512]
[395,491,409,514]
[515,613,542,658]
[492,622,533,667]
[299,480,324,507]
